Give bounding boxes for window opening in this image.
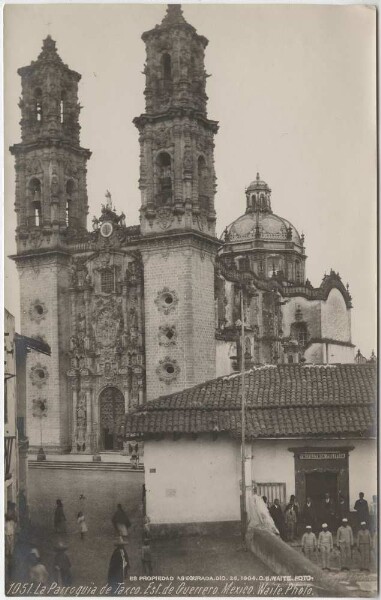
[101,269,115,294]
[35,88,43,122]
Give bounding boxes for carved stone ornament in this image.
[156,356,180,384]
[29,299,47,322]
[32,397,48,417]
[30,363,49,388]
[94,302,123,349]
[158,325,177,346]
[156,207,174,230]
[154,287,178,314]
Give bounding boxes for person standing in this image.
[107,540,129,594]
[5,512,16,579]
[336,494,348,528]
[369,495,377,533]
[54,500,66,534]
[357,522,371,572]
[321,493,335,531]
[337,518,354,571]
[354,493,370,528]
[301,525,317,561]
[318,523,333,570]
[142,538,153,575]
[112,504,131,541]
[53,542,72,585]
[285,502,298,542]
[269,499,286,541]
[302,497,317,532]
[29,554,49,584]
[77,512,88,541]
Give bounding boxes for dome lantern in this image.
[245,172,272,214]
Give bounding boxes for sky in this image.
[3,3,377,356]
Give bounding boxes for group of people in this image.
[255,490,376,572]
[301,519,373,572]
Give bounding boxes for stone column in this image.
[71,385,78,453]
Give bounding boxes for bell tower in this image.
[10,36,91,251]
[134,4,218,235]
[135,5,220,400]
[9,37,91,453]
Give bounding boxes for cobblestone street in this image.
[8,466,272,594]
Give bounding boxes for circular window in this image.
[155,288,178,314]
[35,305,44,316]
[37,370,45,379]
[166,330,174,340]
[156,356,180,383]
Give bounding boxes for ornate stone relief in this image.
[32,397,48,417]
[29,299,47,322]
[154,287,179,314]
[30,363,49,387]
[156,356,180,384]
[158,325,177,346]
[156,207,174,230]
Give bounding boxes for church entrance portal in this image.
[99,387,125,451]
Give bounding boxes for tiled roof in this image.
[124,364,377,439]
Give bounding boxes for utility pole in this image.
[240,286,247,540]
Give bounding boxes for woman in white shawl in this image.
[247,487,279,536]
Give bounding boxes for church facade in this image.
[10,5,354,455]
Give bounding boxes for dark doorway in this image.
[99,387,125,451]
[305,471,338,507]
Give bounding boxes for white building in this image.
[124,363,376,534]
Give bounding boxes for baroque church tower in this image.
[134,5,220,400]
[10,37,91,453]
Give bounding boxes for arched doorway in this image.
[99,387,125,451]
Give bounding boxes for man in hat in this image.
[301,525,317,562]
[354,492,370,528]
[336,518,354,571]
[357,521,372,572]
[107,539,129,593]
[53,542,72,585]
[317,523,333,570]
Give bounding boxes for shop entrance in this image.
[305,471,338,506]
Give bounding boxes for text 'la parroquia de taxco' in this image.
[4,4,377,597]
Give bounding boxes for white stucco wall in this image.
[321,288,351,342]
[216,339,236,377]
[144,436,241,524]
[250,438,377,507]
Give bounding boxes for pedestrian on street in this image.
[317,523,333,570]
[369,495,377,533]
[5,512,16,560]
[301,526,317,562]
[357,522,371,572]
[321,493,336,532]
[53,542,72,585]
[77,511,88,540]
[54,499,67,534]
[269,499,286,541]
[112,504,131,541]
[29,554,49,584]
[143,515,151,538]
[302,497,317,532]
[107,539,129,593]
[354,492,370,528]
[284,500,298,542]
[336,494,348,528]
[336,517,354,571]
[142,538,153,575]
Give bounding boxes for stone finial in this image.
[105,190,112,210]
[256,172,260,181]
[38,35,62,63]
[162,4,186,25]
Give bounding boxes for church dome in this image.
[222,174,302,246]
[223,211,302,245]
